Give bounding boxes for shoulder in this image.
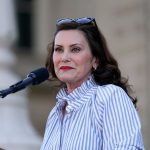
[95,84,133,107]
[96,84,125,100]
[97,83,124,94]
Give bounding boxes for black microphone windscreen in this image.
[28,67,49,85]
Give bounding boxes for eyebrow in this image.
[54,43,83,47]
[70,43,83,47]
[54,44,62,47]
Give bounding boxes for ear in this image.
[92,57,99,70]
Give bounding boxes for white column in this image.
[0,0,41,149]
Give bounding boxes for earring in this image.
[92,64,97,71]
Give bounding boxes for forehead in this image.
[54,29,88,45]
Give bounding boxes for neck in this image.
[66,75,91,93]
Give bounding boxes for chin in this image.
[58,76,74,83]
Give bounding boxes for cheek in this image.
[52,54,60,74]
[76,55,93,71]
[53,54,59,67]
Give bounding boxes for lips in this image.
[60,66,74,70]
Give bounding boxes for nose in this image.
[61,51,71,62]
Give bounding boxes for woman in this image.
[41,17,145,149]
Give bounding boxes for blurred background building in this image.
[0,0,150,149]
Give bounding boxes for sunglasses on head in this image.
[56,17,96,26]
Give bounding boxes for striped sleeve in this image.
[94,85,144,150]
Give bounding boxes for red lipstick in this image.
[60,66,74,71]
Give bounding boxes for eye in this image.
[71,47,81,53]
[54,47,63,53]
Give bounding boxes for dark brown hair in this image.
[45,21,137,107]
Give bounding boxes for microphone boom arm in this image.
[0,67,49,99]
[0,77,33,98]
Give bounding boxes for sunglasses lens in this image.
[77,18,94,24]
[57,18,74,25]
[56,17,95,26]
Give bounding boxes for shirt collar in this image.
[56,75,97,112]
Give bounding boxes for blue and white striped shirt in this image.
[40,76,144,150]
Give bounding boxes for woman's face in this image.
[53,30,97,92]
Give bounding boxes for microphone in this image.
[0,67,49,98]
